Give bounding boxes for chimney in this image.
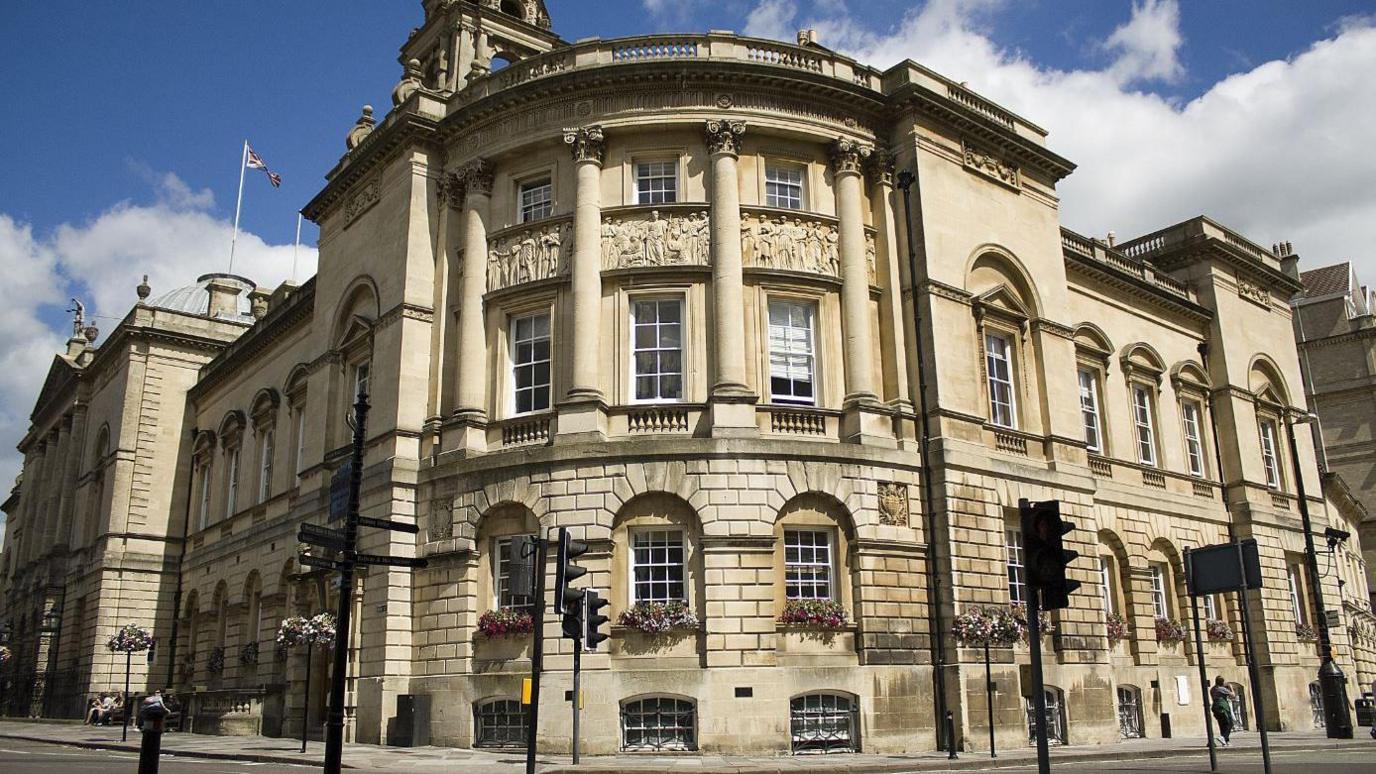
[205,275,244,319]
[1277,240,1300,280]
[797,29,818,46]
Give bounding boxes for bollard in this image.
[946,710,958,760]
[138,697,169,774]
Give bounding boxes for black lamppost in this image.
[1284,412,1354,738]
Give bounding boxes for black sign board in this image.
[1185,539,1262,595]
[357,516,420,534]
[300,554,341,571]
[299,523,346,551]
[356,553,428,569]
[329,462,353,522]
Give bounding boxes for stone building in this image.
[4,0,1373,753]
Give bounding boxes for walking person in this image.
[1210,676,1235,747]
[1370,678,1375,740]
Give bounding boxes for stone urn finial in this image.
[83,324,99,344]
[136,274,151,302]
[346,105,376,151]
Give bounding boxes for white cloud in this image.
[1104,0,1185,85]
[743,0,1376,283]
[0,172,318,506]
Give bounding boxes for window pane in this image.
[494,537,535,611]
[1078,369,1101,452]
[631,299,685,402]
[768,300,816,405]
[1133,387,1156,466]
[765,166,805,210]
[632,530,685,603]
[1183,402,1205,477]
[986,334,1015,428]
[519,179,553,222]
[784,529,833,600]
[1005,528,1025,603]
[511,312,551,415]
[635,161,679,205]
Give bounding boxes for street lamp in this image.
[1283,412,1354,738]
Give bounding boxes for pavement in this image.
[0,719,1370,772]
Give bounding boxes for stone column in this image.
[832,137,894,446]
[705,118,758,436]
[556,126,609,442]
[868,149,916,448]
[451,159,494,452]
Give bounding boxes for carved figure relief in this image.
[344,180,381,226]
[877,482,909,526]
[741,213,840,276]
[961,140,1020,189]
[601,210,710,269]
[487,221,573,291]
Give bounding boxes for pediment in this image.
[974,284,1031,321]
[336,314,375,352]
[30,356,79,422]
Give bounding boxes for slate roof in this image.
[1299,262,1352,297]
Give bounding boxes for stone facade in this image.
[4,0,1373,754]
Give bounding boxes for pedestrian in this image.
[99,693,114,725]
[84,696,101,725]
[1210,676,1234,747]
[1370,678,1376,740]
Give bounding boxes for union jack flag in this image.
[246,143,281,188]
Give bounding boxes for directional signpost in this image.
[299,523,346,552]
[357,516,420,534]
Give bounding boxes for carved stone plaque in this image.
[878,482,909,527]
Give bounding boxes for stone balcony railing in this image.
[1060,227,1193,302]
[1115,216,1283,274]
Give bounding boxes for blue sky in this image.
[2,0,1375,530]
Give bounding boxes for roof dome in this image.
[147,273,256,322]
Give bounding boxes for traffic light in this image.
[554,528,589,617]
[584,589,610,651]
[562,590,585,641]
[1019,499,1081,610]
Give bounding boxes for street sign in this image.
[329,462,352,522]
[299,523,346,551]
[1324,609,1341,629]
[357,516,420,534]
[300,554,340,571]
[355,553,428,569]
[1185,539,1262,595]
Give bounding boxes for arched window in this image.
[790,692,858,753]
[774,495,854,618]
[1025,686,1066,745]
[474,698,527,748]
[477,504,539,614]
[243,573,262,669]
[621,696,696,751]
[1116,685,1143,739]
[612,495,703,616]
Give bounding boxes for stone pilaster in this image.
[832,137,892,445]
[704,118,758,436]
[557,126,609,442]
[452,159,494,452]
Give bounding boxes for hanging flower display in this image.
[1009,603,1055,641]
[777,599,849,630]
[1106,613,1130,646]
[478,608,534,638]
[207,646,226,675]
[0,645,11,665]
[952,606,1021,646]
[107,623,154,653]
[277,614,336,647]
[277,616,311,647]
[1206,619,1234,642]
[616,600,700,634]
[306,612,337,645]
[1155,616,1188,645]
[240,641,260,666]
[1295,623,1319,642]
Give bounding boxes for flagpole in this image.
[228,139,248,275]
[292,212,302,283]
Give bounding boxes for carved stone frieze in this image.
[427,497,454,541]
[741,211,876,282]
[601,209,711,270]
[877,482,910,527]
[830,137,873,175]
[704,118,747,156]
[344,179,381,226]
[563,125,606,165]
[1237,273,1270,307]
[487,220,573,291]
[961,140,1020,189]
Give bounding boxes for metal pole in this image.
[1285,416,1353,738]
[1027,589,1050,774]
[524,531,549,774]
[896,169,948,750]
[301,645,312,753]
[572,636,581,765]
[292,212,302,284]
[323,388,367,774]
[1236,540,1272,774]
[985,640,996,758]
[1186,550,1218,772]
[122,650,131,742]
[228,140,248,275]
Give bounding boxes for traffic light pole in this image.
[1026,588,1050,774]
[571,634,582,765]
[323,389,367,774]
[525,531,550,774]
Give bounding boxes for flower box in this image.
[617,601,699,634]
[1155,616,1187,647]
[478,608,534,639]
[777,599,849,630]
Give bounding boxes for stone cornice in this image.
[191,279,317,401]
[1064,252,1212,324]
[303,111,442,224]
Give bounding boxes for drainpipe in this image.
[897,167,950,751]
[164,426,198,690]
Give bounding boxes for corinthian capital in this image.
[830,137,873,176]
[866,147,895,187]
[704,118,747,157]
[563,125,606,165]
[447,158,495,203]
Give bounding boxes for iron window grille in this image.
[1117,686,1143,739]
[621,697,696,751]
[790,693,857,753]
[474,699,528,748]
[1025,688,1066,745]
